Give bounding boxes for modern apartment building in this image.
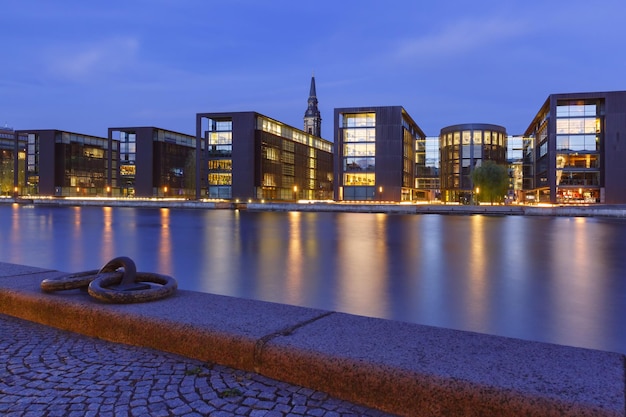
[439,123,507,203]
[523,91,626,204]
[13,129,115,197]
[196,112,334,201]
[0,127,26,196]
[108,127,197,198]
[334,106,425,201]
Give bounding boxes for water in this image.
[1,204,625,354]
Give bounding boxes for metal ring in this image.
[40,270,103,292]
[98,256,137,283]
[88,271,178,304]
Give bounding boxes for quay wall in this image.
[0,263,623,416]
[3,197,626,218]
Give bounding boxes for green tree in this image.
[470,161,509,205]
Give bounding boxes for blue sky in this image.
[2,0,625,139]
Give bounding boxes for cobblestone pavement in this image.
[0,314,396,417]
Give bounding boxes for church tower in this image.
[303,75,322,137]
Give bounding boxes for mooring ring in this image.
[98,256,137,283]
[40,270,122,292]
[88,271,178,304]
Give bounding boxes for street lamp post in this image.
[293,185,298,201]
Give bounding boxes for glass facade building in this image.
[334,106,425,202]
[440,123,507,203]
[15,130,116,197]
[523,91,626,204]
[0,127,26,196]
[507,135,529,203]
[415,136,440,201]
[108,127,196,198]
[197,112,333,201]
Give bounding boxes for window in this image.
[344,143,375,157]
[208,132,232,145]
[556,104,597,117]
[265,147,279,161]
[556,118,599,135]
[343,173,375,186]
[214,120,232,131]
[342,113,376,128]
[344,157,374,171]
[261,119,282,136]
[473,131,482,145]
[263,173,276,187]
[556,154,599,169]
[344,128,375,142]
[208,160,232,170]
[208,173,232,185]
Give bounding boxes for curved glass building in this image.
[440,123,507,203]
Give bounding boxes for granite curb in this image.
[0,262,624,416]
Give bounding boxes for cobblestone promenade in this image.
[0,314,395,417]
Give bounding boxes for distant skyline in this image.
[2,0,626,140]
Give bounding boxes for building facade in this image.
[439,123,507,203]
[334,106,425,202]
[523,91,626,204]
[108,127,196,198]
[0,127,26,196]
[196,112,333,201]
[507,135,529,203]
[415,136,440,201]
[15,129,115,197]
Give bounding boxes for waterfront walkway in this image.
[0,262,624,416]
[0,313,390,417]
[3,196,626,218]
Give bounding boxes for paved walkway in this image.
[0,314,395,417]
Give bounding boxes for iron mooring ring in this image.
[88,256,177,304]
[40,270,121,292]
[40,256,177,304]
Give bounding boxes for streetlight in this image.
[163,186,168,197]
[293,185,298,201]
[475,187,480,205]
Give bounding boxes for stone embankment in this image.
[3,196,626,218]
[0,263,623,416]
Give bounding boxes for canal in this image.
[1,204,625,354]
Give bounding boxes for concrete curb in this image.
[0,263,624,416]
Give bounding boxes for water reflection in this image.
[467,215,488,330]
[157,208,173,276]
[285,212,304,305]
[101,207,114,262]
[1,205,626,354]
[337,213,390,318]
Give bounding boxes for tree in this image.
[470,161,509,205]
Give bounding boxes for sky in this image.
[2,0,626,140]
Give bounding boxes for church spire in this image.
[304,75,322,137]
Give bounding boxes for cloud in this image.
[45,36,140,82]
[393,17,526,66]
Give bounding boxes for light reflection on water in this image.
[1,204,626,354]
